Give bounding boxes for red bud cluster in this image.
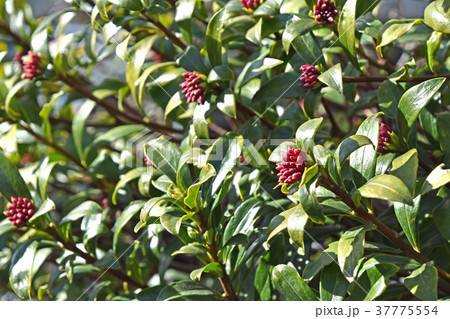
[21,51,41,80]
[378,123,392,153]
[300,65,321,89]
[144,158,153,167]
[314,0,338,25]
[13,51,26,68]
[276,147,306,184]
[241,0,261,10]
[3,197,35,227]
[180,72,206,104]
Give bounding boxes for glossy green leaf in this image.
[217,89,236,118]
[421,164,450,195]
[390,149,418,195]
[320,263,348,301]
[432,197,450,242]
[112,168,146,205]
[272,264,319,301]
[223,197,261,243]
[282,17,318,54]
[190,262,223,281]
[291,32,324,65]
[172,244,211,265]
[298,184,324,224]
[145,136,181,186]
[28,198,55,222]
[302,243,337,281]
[0,151,31,200]
[349,114,380,188]
[184,164,216,210]
[160,209,193,235]
[157,280,221,301]
[286,205,309,254]
[60,201,103,225]
[317,64,343,94]
[252,73,302,104]
[378,80,403,119]
[207,65,235,83]
[295,117,323,151]
[176,45,208,74]
[397,78,445,139]
[175,0,196,44]
[394,195,421,252]
[72,100,95,166]
[424,0,450,34]
[377,19,422,55]
[404,262,438,301]
[426,31,443,73]
[338,0,357,63]
[338,225,375,282]
[357,174,413,205]
[335,135,373,168]
[206,8,226,67]
[113,201,145,252]
[253,0,280,16]
[108,0,143,10]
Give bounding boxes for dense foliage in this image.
[0,0,449,301]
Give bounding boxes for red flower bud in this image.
[275,147,306,184]
[144,158,153,167]
[180,72,206,104]
[241,0,261,11]
[21,51,41,80]
[13,51,26,68]
[314,0,338,25]
[378,123,392,153]
[300,65,321,89]
[3,197,35,227]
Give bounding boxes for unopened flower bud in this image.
[3,197,35,227]
[180,72,206,104]
[21,51,42,80]
[241,0,262,11]
[300,65,321,89]
[275,147,306,184]
[314,0,338,25]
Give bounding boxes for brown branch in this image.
[44,226,147,290]
[196,212,238,301]
[142,14,187,50]
[321,98,345,138]
[343,75,450,83]
[319,176,450,294]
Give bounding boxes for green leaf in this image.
[172,244,211,264]
[157,280,221,301]
[356,174,413,205]
[320,263,348,301]
[394,196,421,252]
[113,201,145,252]
[10,242,51,299]
[112,168,146,205]
[60,201,103,225]
[28,198,55,222]
[108,0,143,11]
[282,17,318,54]
[206,8,226,67]
[338,225,375,282]
[253,0,280,16]
[190,262,223,281]
[317,64,343,94]
[404,262,438,301]
[350,262,399,301]
[291,32,324,65]
[272,264,319,301]
[376,19,423,55]
[286,205,309,254]
[206,134,243,195]
[378,80,403,119]
[176,45,208,74]
[72,100,96,166]
[160,209,194,235]
[426,31,443,73]
[184,164,216,210]
[397,78,446,139]
[295,117,323,151]
[36,158,59,200]
[217,89,236,118]
[424,0,450,34]
[390,148,419,195]
[298,184,324,224]
[0,151,31,200]
[302,243,337,281]
[432,197,450,242]
[335,135,373,169]
[207,65,235,83]
[268,141,296,163]
[349,114,380,188]
[338,0,357,63]
[223,197,261,243]
[175,0,196,44]
[420,164,450,195]
[252,73,302,104]
[145,136,181,186]
[254,256,273,301]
